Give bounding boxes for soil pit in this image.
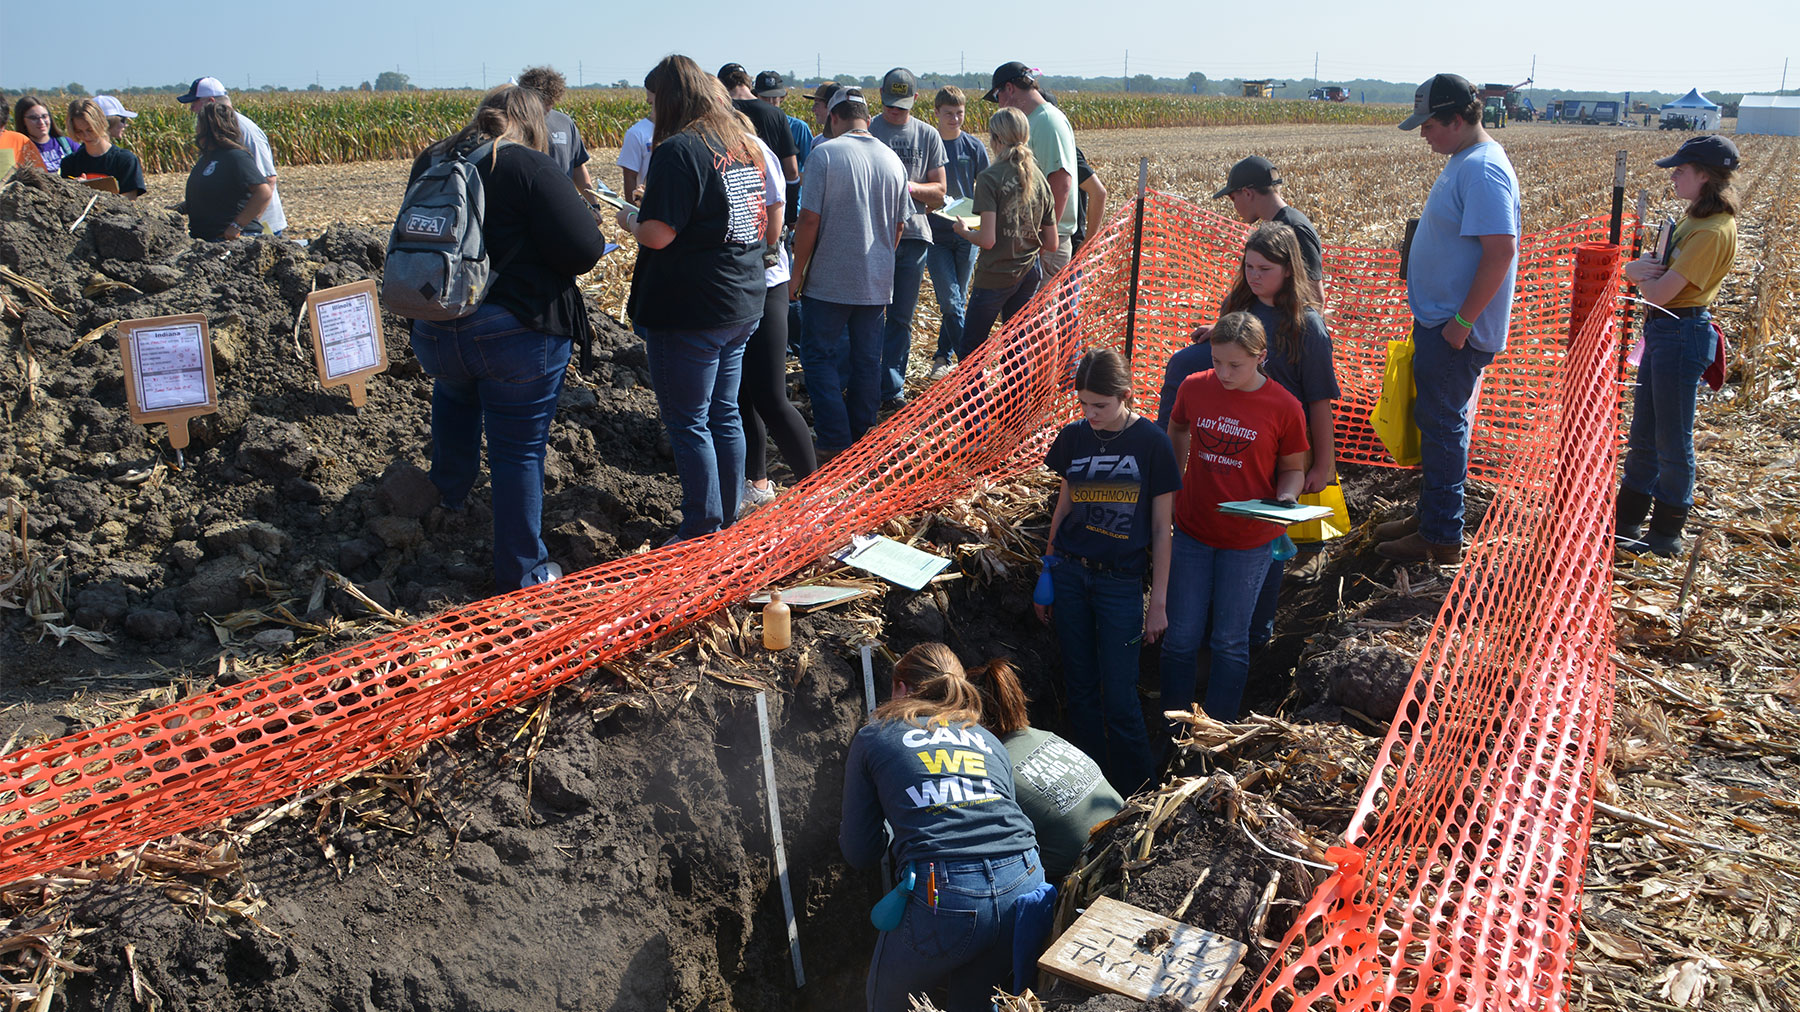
[2,172,1458,1010]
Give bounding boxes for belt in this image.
[1059,551,1145,578]
[1659,305,1710,318]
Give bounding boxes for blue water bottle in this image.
[1271,533,1297,561]
[1033,556,1057,606]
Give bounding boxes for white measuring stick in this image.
[860,643,894,887]
[755,692,804,987]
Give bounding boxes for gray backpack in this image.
[381,139,507,321]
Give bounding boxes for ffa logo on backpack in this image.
[403,212,449,239]
[380,140,501,321]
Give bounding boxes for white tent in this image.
[1659,88,1721,130]
[1738,95,1800,137]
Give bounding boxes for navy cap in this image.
[754,71,787,98]
[983,61,1032,102]
[1214,156,1281,198]
[1655,134,1740,169]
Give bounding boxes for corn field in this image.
[99,90,1398,174]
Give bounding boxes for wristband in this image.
[1454,312,1474,329]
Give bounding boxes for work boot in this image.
[1644,500,1690,558]
[1373,514,1419,542]
[1614,486,1654,553]
[1375,531,1462,564]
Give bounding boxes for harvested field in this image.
[4,121,1800,1011]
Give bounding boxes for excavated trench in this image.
[1,169,1440,1010]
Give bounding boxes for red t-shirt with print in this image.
[1169,370,1309,549]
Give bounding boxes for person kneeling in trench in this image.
[840,644,1044,1012]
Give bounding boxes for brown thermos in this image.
[763,591,791,650]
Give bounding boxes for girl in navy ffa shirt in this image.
[1039,349,1180,793]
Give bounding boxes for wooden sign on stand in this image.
[1038,896,1246,1008]
[116,313,217,451]
[305,279,387,406]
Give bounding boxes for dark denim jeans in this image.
[1621,310,1714,507]
[644,321,756,540]
[1411,320,1497,546]
[924,235,978,361]
[1050,560,1154,793]
[410,304,569,591]
[881,238,931,401]
[1160,529,1270,724]
[800,297,884,453]
[957,263,1042,362]
[1251,552,1285,649]
[867,849,1043,1012]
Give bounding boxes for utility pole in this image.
[482,62,486,88]
[1124,50,1129,90]
[817,54,821,80]
[1313,52,1319,84]
[1782,57,1789,93]
[960,51,965,75]
[578,61,583,87]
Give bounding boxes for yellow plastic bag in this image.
[1369,337,1421,466]
[1291,483,1351,544]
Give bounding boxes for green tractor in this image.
[1482,96,1508,128]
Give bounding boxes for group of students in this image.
[0,78,286,242]
[836,74,1741,1012]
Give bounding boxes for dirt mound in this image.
[1,167,681,688]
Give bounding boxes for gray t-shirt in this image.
[544,109,590,180]
[799,133,910,306]
[868,115,948,244]
[1002,727,1123,880]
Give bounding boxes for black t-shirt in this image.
[1272,204,1325,282]
[1073,148,1095,246]
[627,129,766,330]
[733,99,797,161]
[185,148,263,240]
[59,145,147,196]
[1045,416,1182,571]
[1155,301,1341,427]
[407,140,606,339]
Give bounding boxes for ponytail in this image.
[875,643,984,729]
[1689,164,1738,219]
[988,107,1042,240]
[969,658,1031,737]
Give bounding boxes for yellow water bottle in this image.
[763,591,791,650]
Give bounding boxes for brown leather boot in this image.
[1374,514,1420,542]
[1375,531,1462,564]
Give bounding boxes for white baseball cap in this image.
[177,77,229,103]
[94,95,138,119]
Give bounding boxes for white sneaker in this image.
[523,561,563,587]
[738,482,776,518]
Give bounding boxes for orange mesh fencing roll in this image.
[1571,241,1623,341]
[1,182,1631,994]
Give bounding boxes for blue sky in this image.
[3,0,1793,95]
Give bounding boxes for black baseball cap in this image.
[1213,156,1281,198]
[717,63,749,84]
[1398,73,1477,130]
[881,68,917,109]
[1655,134,1740,169]
[805,81,842,103]
[982,61,1032,102]
[754,71,787,98]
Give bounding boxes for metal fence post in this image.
[1124,157,1149,360]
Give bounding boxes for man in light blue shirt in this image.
[1377,73,1520,565]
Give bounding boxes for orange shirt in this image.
[0,131,47,173]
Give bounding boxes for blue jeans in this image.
[868,849,1043,1012]
[1410,321,1497,546]
[924,235,978,361]
[1160,529,1270,724]
[881,238,930,400]
[1621,311,1713,507]
[1050,560,1153,793]
[644,321,756,540]
[801,297,884,453]
[1251,552,1285,649]
[957,263,1043,362]
[410,304,569,590]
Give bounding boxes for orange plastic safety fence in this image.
[0,194,1625,911]
[1121,195,1620,484]
[1242,246,1625,1012]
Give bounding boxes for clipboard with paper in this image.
[585,182,638,214]
[1217,499,1335,526]
[832,535,950,591]
[931,197,981,231]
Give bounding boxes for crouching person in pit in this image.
[840,644,1044,1012]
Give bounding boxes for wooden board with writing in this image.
[116,313,217,450]
[305,279,387,406]
[1038,896,1246,1008]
